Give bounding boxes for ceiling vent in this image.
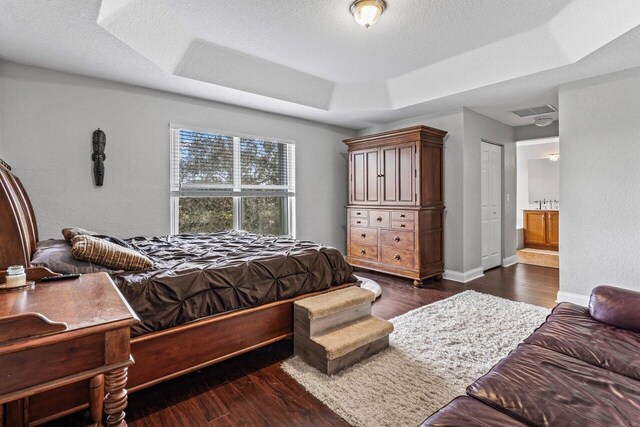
[511,104,558,117]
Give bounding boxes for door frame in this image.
[480,139,505,271]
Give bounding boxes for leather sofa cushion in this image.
[420,396,526,427]
[524,302,640,380]
[590,285,640,333]
[467,345,640,427]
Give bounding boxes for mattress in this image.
[114,231,356,336]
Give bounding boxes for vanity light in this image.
[549,153,560,161]
[350,0,386,28]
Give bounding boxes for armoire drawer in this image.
[391,211,415,221]
[380,247,415,269]
[350,209,369,218]
[369,211,390,228]
[350,244,377,261]
[380,229,414,249]
[392,221,414,231]
[350,227,377,246]
[350,217,368,227]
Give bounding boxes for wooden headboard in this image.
[0,163,39,270]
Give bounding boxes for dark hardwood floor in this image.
[47,264,558,427]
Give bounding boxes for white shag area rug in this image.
[282,291,550,427]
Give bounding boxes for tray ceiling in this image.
[2,0,640,128]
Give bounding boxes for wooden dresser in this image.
[344,125,447,287]
[523,210,559,251]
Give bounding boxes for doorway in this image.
[481,141,503,271]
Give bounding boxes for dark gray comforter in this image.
[114,231,355,336]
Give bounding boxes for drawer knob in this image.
[394,254,401,260]
[400,224,406,228]
[361,233,366,238]
[361,249,366,255]
[356,212,361,215]
[394,236,401,242]
[377,217,383,222]
[357,220,362,224]
[400,214,406,218]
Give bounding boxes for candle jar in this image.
[5,265,27,288]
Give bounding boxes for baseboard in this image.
[443,267,484,283]
[502,255,518,267]
[556,291,590,307]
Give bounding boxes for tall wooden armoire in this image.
[344,125,447,287]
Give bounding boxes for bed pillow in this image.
[31,239,120,274]
[71,235,153,271]
[62,227,98,242]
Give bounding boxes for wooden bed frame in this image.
[0,163,355,425]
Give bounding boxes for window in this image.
[170,126,295,236]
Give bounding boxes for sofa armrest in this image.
[589,286,640,333]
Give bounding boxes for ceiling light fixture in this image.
[549,153,560,162]
[350,0,386,28]
[534,117,554,127]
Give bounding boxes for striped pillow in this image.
[71,235,153,271]
[62,227,97,242]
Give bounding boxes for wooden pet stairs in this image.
[294,286,394,375]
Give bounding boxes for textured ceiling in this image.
[161,0,571,83]
[1,0,640,129]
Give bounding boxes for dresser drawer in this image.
[380,229,414,249]
[391,211,415,221]
[350,217,368,227]
[392,221,414,231]
[350,209,369,218]
[350,244,377,261]
[380,247,415,269]
[369,211,390,228]
[350,227,377,246]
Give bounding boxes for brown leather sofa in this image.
[421,285,640,426]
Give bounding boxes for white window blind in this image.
[170,127,295,196]
[170,125,296,236]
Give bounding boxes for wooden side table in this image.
[0,270,139,427]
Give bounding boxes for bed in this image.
[0,163,357,425]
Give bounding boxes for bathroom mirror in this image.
[528,158,559,203]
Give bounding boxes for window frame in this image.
[169,123,296,237]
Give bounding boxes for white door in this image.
[481,142,502,271]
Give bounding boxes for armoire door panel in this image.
[382,147,397,202]
[351,152,366,203]
[397,145,415,203]
[365,150,380,203]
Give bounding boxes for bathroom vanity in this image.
[523,210,559,251]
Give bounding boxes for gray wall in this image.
[359,108,516,277]
[514,121,559,141]
[559,67,640,303]
[0,61,354,250]
[462,109,516,270]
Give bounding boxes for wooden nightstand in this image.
[0,270,139,427]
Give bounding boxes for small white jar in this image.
[5,265,27,288]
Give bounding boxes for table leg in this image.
[104,368,128,427]
[89,374,104,427]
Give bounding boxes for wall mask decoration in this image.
[92,128,106,186]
